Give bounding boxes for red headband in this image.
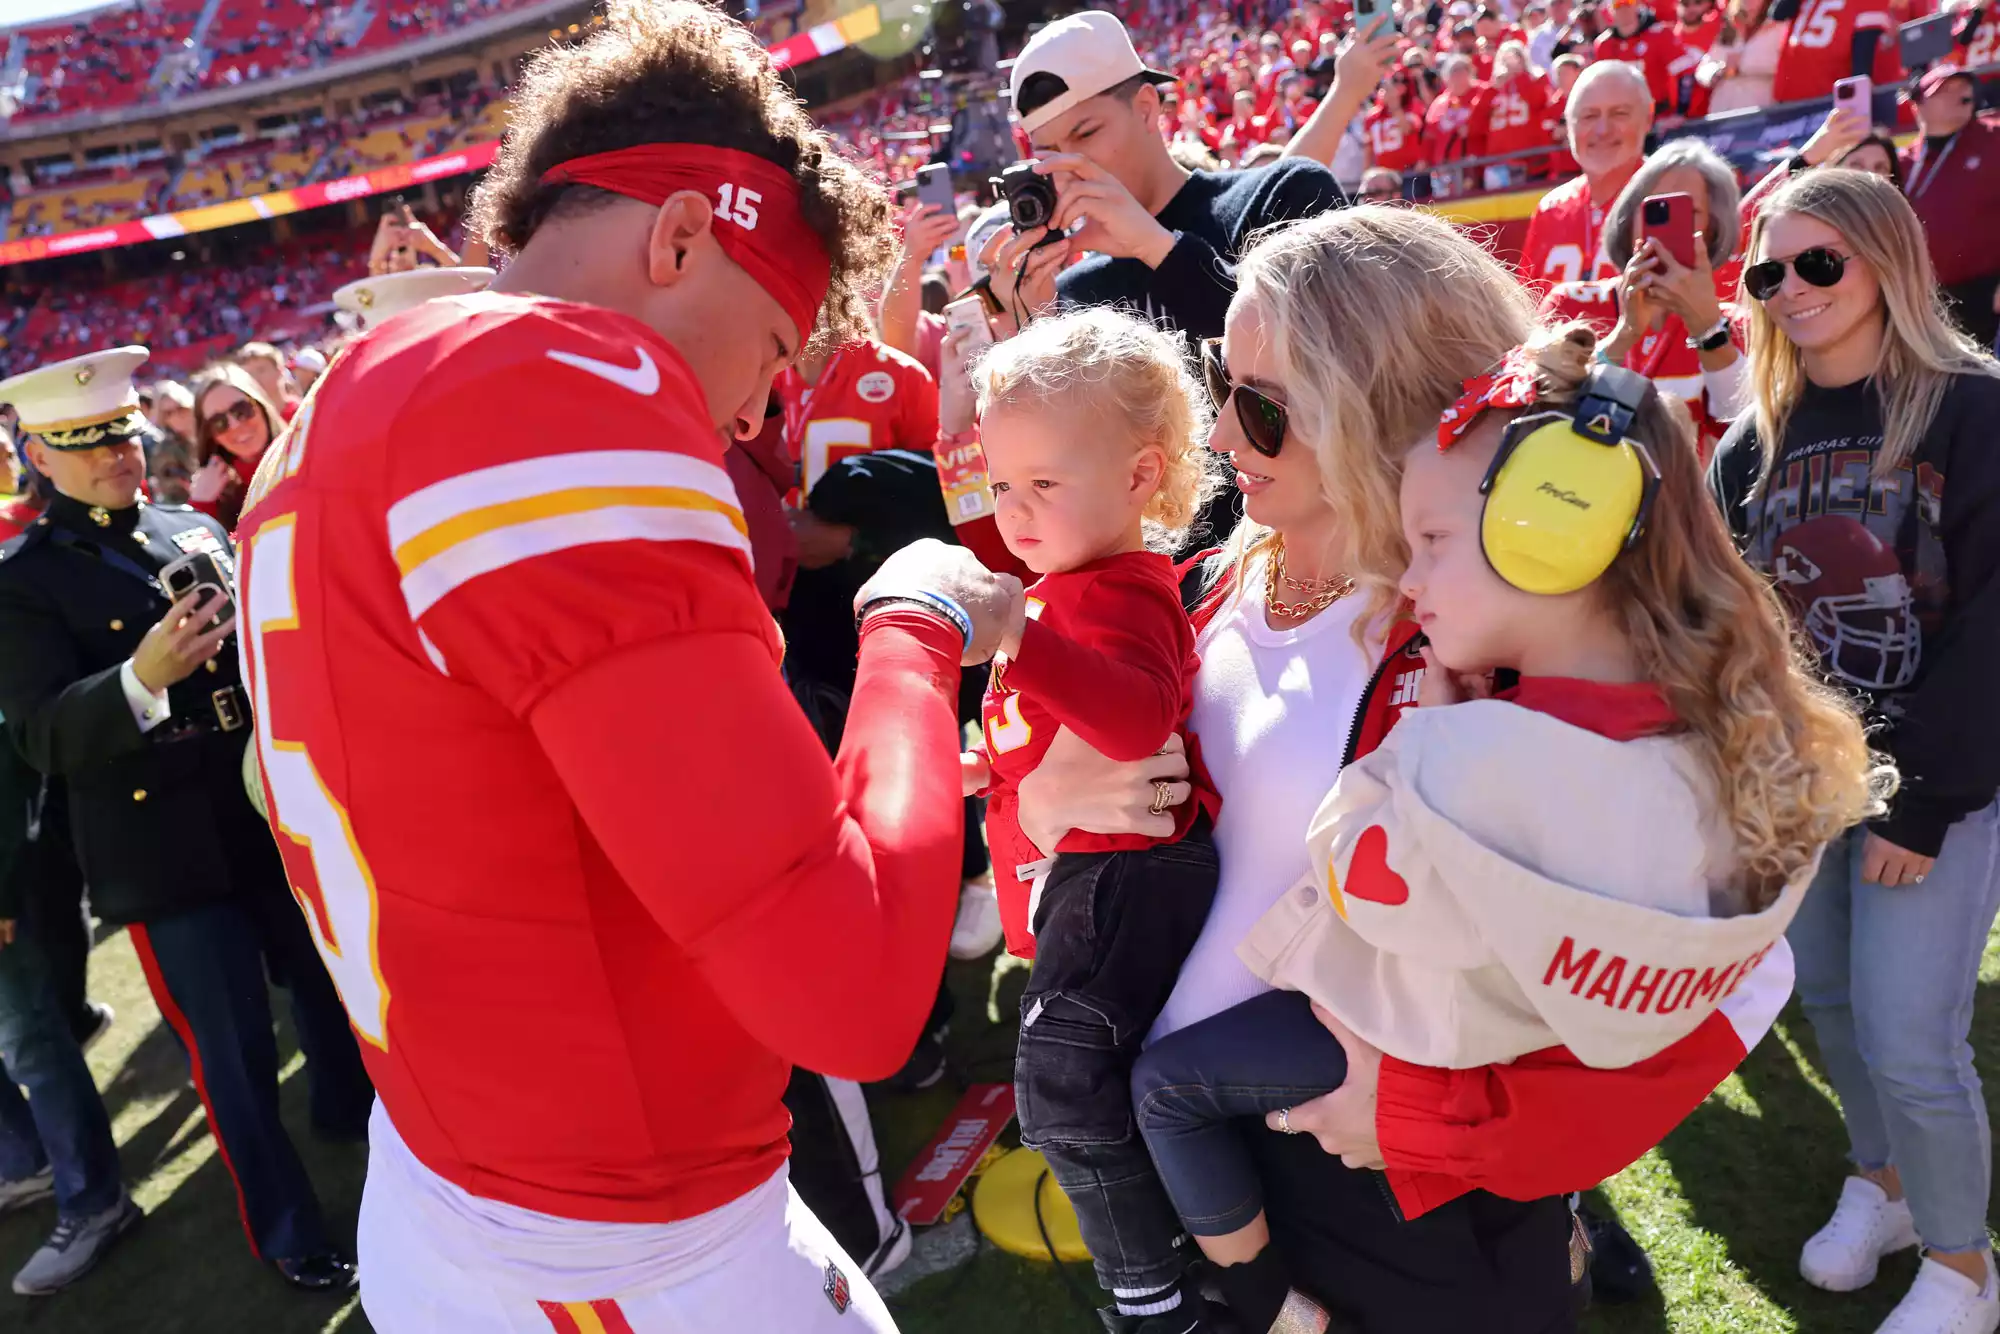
[1437,346,1540,450]
[539,143,831,344]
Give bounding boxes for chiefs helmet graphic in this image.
[1770,515,1920,690]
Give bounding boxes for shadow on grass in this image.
[1654,984,2000,1334]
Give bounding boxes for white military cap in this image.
[333,266,496,331]
[0,345,151,450]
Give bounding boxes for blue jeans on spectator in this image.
[1789,798,2000,1254]
[0,926,121,1219]
[1131,988,1348,1237]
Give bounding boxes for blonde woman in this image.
[1710,168,2000,1334]
[1014,207,1797,1329]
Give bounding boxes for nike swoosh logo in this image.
[545,345,660,396]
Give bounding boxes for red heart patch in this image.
[1344,825,1410,906]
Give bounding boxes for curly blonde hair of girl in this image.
[1744,169,2000,482]
[1217,206,1538,633]
[1525,323,1894,908]
[973,307,1221,551]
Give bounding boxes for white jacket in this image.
[1236,692,1812,1070]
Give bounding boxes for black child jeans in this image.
[1014,816,1219,1300]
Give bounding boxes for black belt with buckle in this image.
[159,684,250,742]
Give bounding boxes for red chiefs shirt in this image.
[1520,173,1621,288]
[1544,87,1579,176]
[1482,72,1555,160]
[1425,88,1489,162]
[1594,20,1701,113]
[979,552,1220,957]
[1677,7,1726,52]
[1943,7,1999,68]
[774,340,938,500]
[1771,0,1900,102]
[0,495,39,541]
[234,292,964,1225]
[1366,102,1427,170]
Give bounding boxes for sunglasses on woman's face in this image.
[203,398,261,439]
[1200,338,1288,458]
[1744,247,1848,302]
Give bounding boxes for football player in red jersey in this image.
[1520,61,1653,290]
[232,4,1025,1330]
[1769,0,1902,101]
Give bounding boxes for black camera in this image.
[998,161,1059,233]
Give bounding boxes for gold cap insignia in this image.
[75,366,94,386]
[355,287,376,308]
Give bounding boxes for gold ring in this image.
[1149,780,1174,816]
[1277,1107,1297,1134]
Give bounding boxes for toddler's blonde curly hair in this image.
[972,308,1221,551]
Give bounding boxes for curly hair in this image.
[1508,323,1893,909]
[467,0,894,348]
[972,307,1221,552]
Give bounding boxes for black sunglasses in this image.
[1744,247,1847,302]
[1200,338,1288,458]
[203,397,261,438]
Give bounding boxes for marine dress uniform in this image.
[0,347,371,1291]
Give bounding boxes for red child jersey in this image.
[234,292,965,1226]
[1594,21,1701,112]
[1520,173,1621,289]
[978,552,1221,958]
[775,339,938,499]
[1482,72,1555,159]
[1771,0,1900,101]
[1366,102,1427,170]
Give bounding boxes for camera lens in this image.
[1644,200,1667,223]
[1012,193,1048,230]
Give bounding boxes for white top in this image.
[1237,700,1811,1069]
[1702,23,1786,115]
[1149,554,1381,1043]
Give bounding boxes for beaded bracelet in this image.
[855,589,974,654]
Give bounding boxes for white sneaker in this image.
[1802,1176,1921,1291]
[1876,1254,2000,1334]
[949,875,1002,960]
[0,1167,54,1215]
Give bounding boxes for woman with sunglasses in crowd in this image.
[188,362,286,532]
[1007,205,1797,1332]
[1710,168,2000,1334]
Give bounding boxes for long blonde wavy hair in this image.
[1513,325,1892,907]
[1744,169,2000,482]
[1214,205,1538,633]
[974,306,1221,551]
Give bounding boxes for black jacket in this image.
[1709,371,2000,856]
[0,493,275,924]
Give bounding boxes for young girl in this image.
[1710,167,2000,1334]
[964,307,1228,1333]
[1129,323,1890,1334]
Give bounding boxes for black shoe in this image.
[1097,1303,1232,1334]
[72,1001,114,1055]
[272,1252,358,1293]
[1579,1204,1653,1305]
[878,1023,950,1093]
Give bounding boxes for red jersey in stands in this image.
[979,552,1220,958]
[234,292,964,1226]
[775,340,938,499]
[1482,72,1555,161]
[1425,87,1489,162]
[1946,8,1999,67]
[1541,280,1742,456]
[1520,174,1619,288]
[1366,102,1428,170]
[1545,87,1580,176]
[0,497,39,542]
[1770,0,1900,101]
[1677,6,1726,52]
[1594,19,1701,113]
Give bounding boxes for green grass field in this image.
[1,925,1994,1334]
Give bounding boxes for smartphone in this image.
[161,550,237,631]
[1641,192,1697,271]
[944,296,995,355]
[1899,13,1956,68]
[1832,74,1872,117]
[1354,0,1395,41]
[916,163,956,216]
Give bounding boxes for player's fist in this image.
[857,538,1024,666]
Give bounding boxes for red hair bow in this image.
[1436,347,1539,451]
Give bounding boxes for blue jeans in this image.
[1132,989,1348,1236]
[1789,799,2000,1254]
[0,927,121,1219]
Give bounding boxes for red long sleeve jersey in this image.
[1770,0,1900,102]
[1365,102,1427,171]
[1594,21,1701,113]
[234,293,964,1225]
[1481,73,1555,161]
[980,552,1220,958]
[1519,174,1620,289]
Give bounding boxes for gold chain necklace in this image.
[1264,539,1354,620]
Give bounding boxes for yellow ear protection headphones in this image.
[1477,363,1662,596]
